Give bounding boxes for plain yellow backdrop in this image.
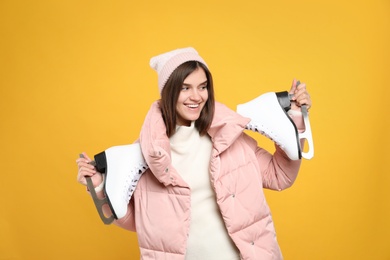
[0,0,389,259]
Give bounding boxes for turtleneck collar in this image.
[170,121,198,147]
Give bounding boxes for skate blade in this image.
[85,176,115,225]
[299,105,314,159]
[79,154,115,225]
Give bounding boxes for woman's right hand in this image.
[76,152,103,189]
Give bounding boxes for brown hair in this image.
[160,61,215,137]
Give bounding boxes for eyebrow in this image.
[182,80,208,87]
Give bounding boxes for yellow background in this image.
[1,0,389,259]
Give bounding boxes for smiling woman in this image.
[76,47,312,259]
[162,60,213,134]
[1,0,389,258]
[176,67,209,126]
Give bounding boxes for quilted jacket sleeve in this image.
[242,133,302,191]
[113,198,136,231]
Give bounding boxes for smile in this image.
[186,104,199,108]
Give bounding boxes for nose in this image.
[189,88,201,100]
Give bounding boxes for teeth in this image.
[186,104,199,108]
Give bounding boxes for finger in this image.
[78,164,97,175]
[76,152,95,169]
[76,160,96,172]
[294,83,306,95]
[77,175,87,186]
[293,84,308,101]
[81,152,92,162]
[289,78,298,95]
[76,157,90,166]
[77,168,95,185]
[76,152,92,163]
[296,94,312,108]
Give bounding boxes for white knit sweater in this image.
[170,122,240,260]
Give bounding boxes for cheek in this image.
[176,92,187,103]
[202,91,209,101]
[175,96,184,111]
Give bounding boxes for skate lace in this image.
[245,123,284,149]
[123,162,148,203]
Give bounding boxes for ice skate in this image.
[94,143,148,220]
[237,89,314,160]
[82,143,148,224]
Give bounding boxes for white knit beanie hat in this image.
[150,47,208,93]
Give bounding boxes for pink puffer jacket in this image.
[115,101,302,260]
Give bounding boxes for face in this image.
[176,67,209,126]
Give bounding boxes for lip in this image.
[184,104,200,109]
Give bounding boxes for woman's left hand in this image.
[289,79,312,111]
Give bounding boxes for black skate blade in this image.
[86,176,115,225]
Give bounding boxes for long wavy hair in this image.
[160,61,215,137]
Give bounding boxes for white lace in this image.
[245,123,285,149]
[122,162,148,203]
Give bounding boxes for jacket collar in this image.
[140,101,250,152]
[139,101,250,185]
[208,102,250,155]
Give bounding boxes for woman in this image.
[77,47,312,259]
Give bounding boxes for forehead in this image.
[183,67,207,84]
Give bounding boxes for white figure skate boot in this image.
[237,90,314,160]
[83,143,148,224]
